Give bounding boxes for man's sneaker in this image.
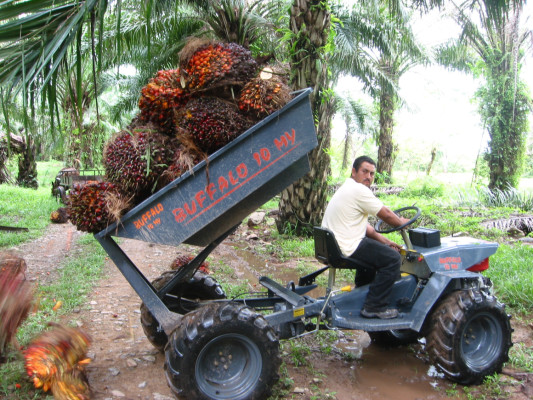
[360,308,399,319]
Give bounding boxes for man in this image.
[321,156,409,319]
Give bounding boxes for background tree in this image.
[436,0,532,190]
[335,94,374,171]
[274,0,334,235]
[353,3,426,184]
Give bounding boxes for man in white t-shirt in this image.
[321,156,410,319]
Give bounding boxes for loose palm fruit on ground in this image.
[138,69,189,134]
[68,181,129,233]
[103,128,177,201]
[181,42,258,92]
[238,71,292,120]
[24,324,91,399]
[175,97,253,154]
[50,207,69,223]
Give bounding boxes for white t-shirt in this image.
[321,178,383,256]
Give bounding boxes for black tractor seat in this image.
[299,227,374,287]
[313,227,373,272]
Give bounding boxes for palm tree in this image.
[335,94,374,171]
[276,0,422,233]
[436,0,532,190]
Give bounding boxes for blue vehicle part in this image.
[95,88,318,335]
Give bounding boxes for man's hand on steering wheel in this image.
[375,206,421,234]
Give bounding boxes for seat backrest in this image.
[313,226,373,271]
[314,227,343,265]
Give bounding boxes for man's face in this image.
[352,161,375,188]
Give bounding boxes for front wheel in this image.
[426,289,512,384]
[165,302,281,400]
[140,271,226,352]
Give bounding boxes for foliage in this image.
[508,342,533,372]
[436,1,533,191]
[398,176,444,198]
[487,244,533,313]
[0,185,58,247]
[476,66,531,190]
[265,232,315,261]
[452,186,533,211]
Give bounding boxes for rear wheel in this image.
[140,271,225,352]
[165,302,281,400]
[426,289,512,384]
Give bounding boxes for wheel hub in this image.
[196,334,262,399]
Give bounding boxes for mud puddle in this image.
[222,243,460,400]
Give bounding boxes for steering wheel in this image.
[375,206,421,234]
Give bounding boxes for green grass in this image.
[0,160,64,248]
[265,233,315,261]
[0,185,59,247]
[487,244,533,313]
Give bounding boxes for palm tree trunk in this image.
[276,0,333,235]
[377,89,397,184]
[17,140,38,189]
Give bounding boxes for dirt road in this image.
[9,222,533,400]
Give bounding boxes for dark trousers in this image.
[350,237,401,311]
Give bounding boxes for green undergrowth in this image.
[487,244,533,313]
[0,161,64,248]
[0,185,59,248]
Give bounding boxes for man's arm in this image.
[365,206,411,250]
[366,224,403,250]
[376,206,410,227]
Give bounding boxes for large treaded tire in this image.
[165,302,281,400]
[140,271,225,352]
[368,329,420,347]
[426,289,512,384]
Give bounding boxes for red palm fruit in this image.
[157,146,204,189]
[24,324,91,398]
[181,42,258,92]
[170,253,210,274]
[67,181,128,233]
[103,128,178,201]
[0,253,33,359]
[138,69,189,133]
[175,97,253,154]
[238,71,292,120]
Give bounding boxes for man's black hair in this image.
[353,156,376,171]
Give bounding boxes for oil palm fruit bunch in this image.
[24,324,91,399]
[0,253,33,360]
[138,69,189,133]
[176,97,253,154]
[50,369,91,400]
[170,253,210,274]
[50,207,69,224]
[103,128,177,201]
[181,41,258,93]
[157,146,203,189]
[68,181,129,233]
[238,70,292,120]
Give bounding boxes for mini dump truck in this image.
[95,88,512,400]
[52,167,104,202]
